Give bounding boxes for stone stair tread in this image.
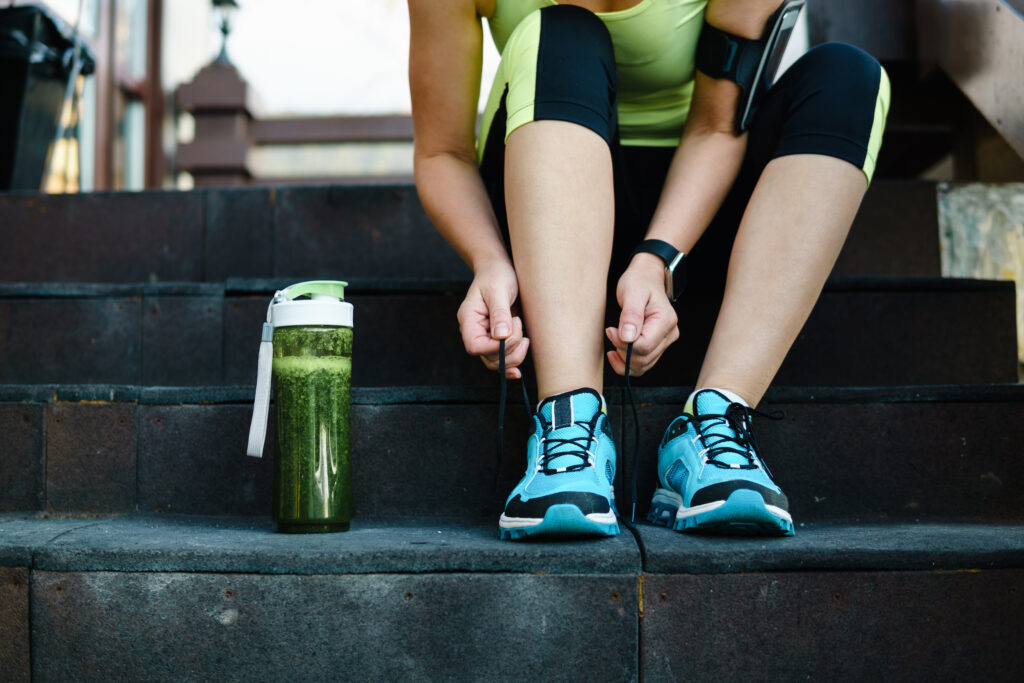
[0,514,638,575]
[2,513,1022,575]
[637,521,1024,574]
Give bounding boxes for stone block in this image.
[643,570,1024,681]
[45,404,137,513]
[142,295,224,385]
[137,405,272,515]
[0,298,141,384]
[0,191,202,282]
[32,515,641,575]
[203,187,274,281]
[635,522,1024,574]
[780,287,1019,385]
[273,185,471,281]
[0,567,29,683]
[835,180,940,276]
[222,296,267,385]
[0,514,101,566]
[0,404,44,512]
[32,570,637,682]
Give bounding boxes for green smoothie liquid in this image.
[272,326,353,533]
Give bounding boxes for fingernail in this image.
[622,324,637,342]
[494,323,509,338]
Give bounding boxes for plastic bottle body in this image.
[271,325,353,533]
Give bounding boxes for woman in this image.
[408,0,889,539]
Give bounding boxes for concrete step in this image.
[2,384,1022,523]
[1,514,1022,682]
[0,181,940,284]
[1,276,1017,387]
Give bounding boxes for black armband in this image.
[695,0,805,132]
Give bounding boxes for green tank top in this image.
[486,0,708,146]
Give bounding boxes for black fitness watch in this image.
[630,239,686,302]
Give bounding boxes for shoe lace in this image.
[691,403,781,477]
[537,415,598,474]
[494,338,533,491]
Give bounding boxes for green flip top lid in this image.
[282,280,347,301]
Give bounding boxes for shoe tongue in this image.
[538,389,603,470]
[692,390,748,466]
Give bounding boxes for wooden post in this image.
[175,61,256,186]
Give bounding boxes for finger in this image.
[504,336,530,371]
[616,289,649,345]
[483,288,514,340]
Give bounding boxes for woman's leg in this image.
[483,5,623,539]
[696,43,891,405]
[478,5,620,400]
[505,121,614,398]
[696,154,866,405]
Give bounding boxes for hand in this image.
[457,259,530,379]
[606,253,679,376]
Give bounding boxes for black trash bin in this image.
[0,4,95,191]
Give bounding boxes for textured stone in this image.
[33,515,640,575]
[32,570,637,682]
[643,570,1024,682]
[273,185,471,280]
[635,522,1024,574]
[222,296,269,386]
[0,514,99,566]
[141,295,223,385]
[835,180,940,276]
[203,187,274,281]
[0,191,203,282]
[628,397,1024,522]
[0,298,141,384]
[137,405,272,515]
[45,404,136,513]
[0,567,29,683]
[939,182,1024,364]
[779,285,1019,386]
[0,404,43,512]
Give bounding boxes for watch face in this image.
[664,268,675,302]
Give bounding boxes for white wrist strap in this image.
[246,298,278,458]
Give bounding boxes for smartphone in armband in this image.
[697,0,806,132]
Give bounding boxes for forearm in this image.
[643,127,747,254]
[414,151,511,273]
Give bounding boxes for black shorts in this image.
[478,4,890,293]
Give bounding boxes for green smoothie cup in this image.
[247,281,354,533]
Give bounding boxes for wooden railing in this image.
[174,61,414,187]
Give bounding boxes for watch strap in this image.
[631,239,680,266]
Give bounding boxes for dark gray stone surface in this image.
[137,405,272,515]
[0,191,203,282]
[222,295,268,386]
[141,294,223,385]
[834,180,940,276]
[0,298,141,384]
[0,567,29,683]
[32,569,636,682]
[204,187,274,281]
[635,522,1024,573]
[273,185,471,281]
[0,514,100,566]
[643,569,1024,682]
[0,404,44,511]
[628,398,1024,522]
[32,515,640,574]
[778,287,1019,385]
[807,0,916,61]
[7,281,1018,386]
[45,403,137,513]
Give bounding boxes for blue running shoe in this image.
[648,389,794,536]
[499,388,619,540]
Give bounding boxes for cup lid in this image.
[270,280,353,328]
